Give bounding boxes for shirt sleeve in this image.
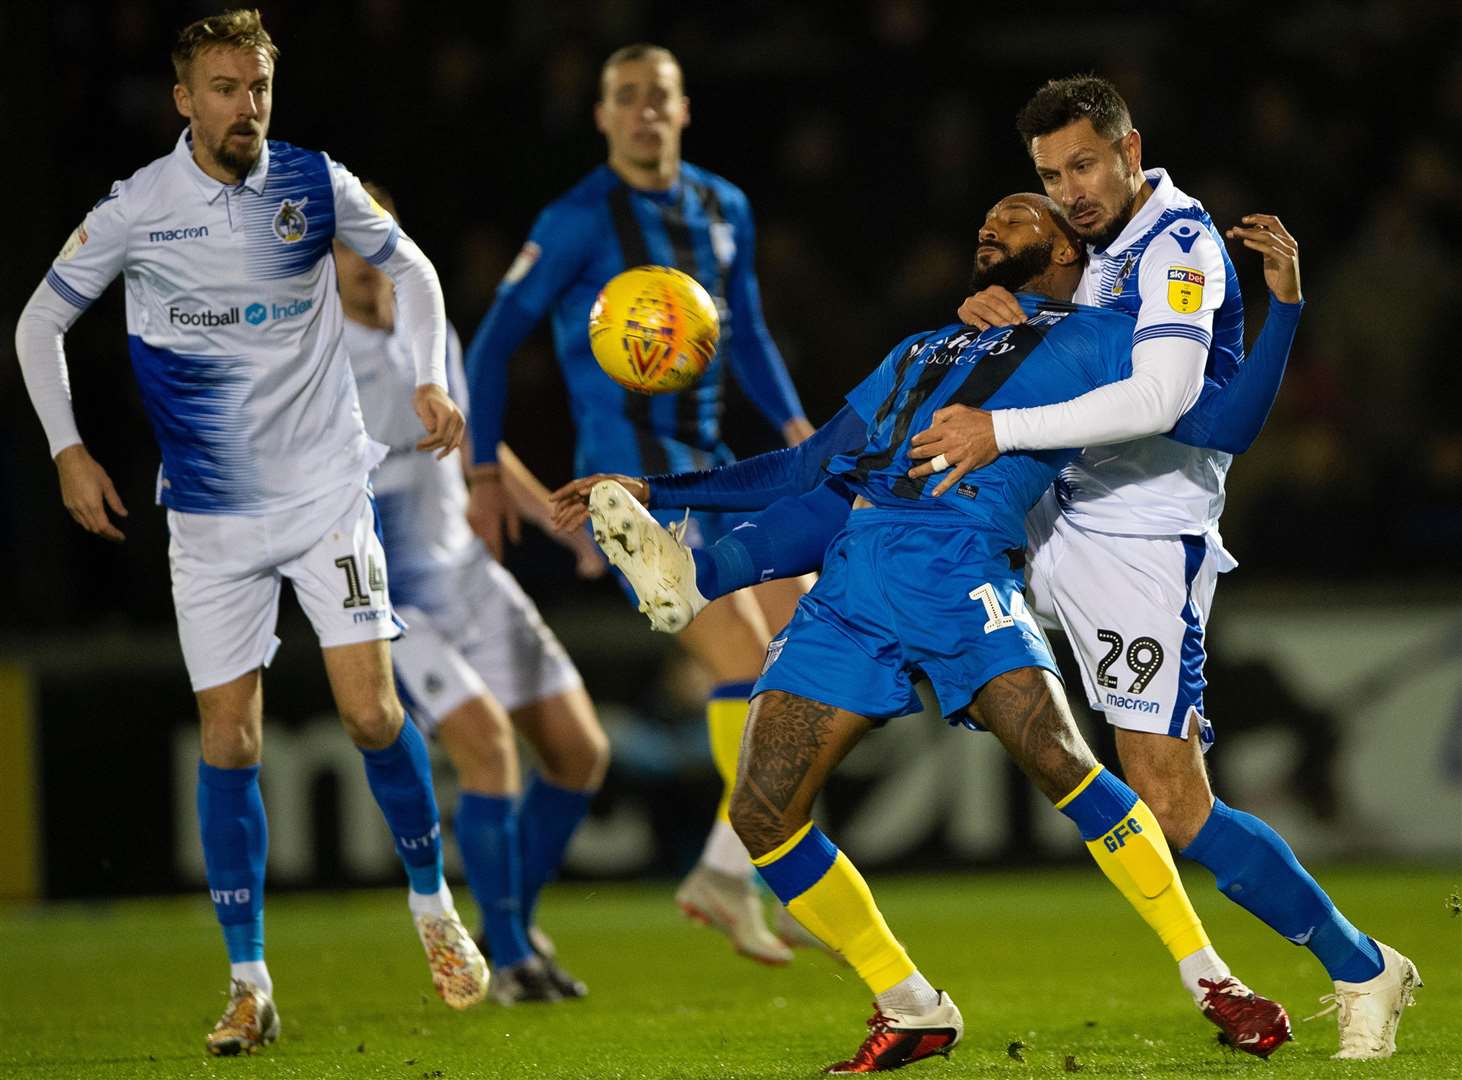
[1130,218,1227,352]
[45,182,129,311]
[646,404,866,511]
[330,158,447,391]
[16,185,131,456]
[721,188,806,430]
[444,321,468,415]
[463,200,597,465]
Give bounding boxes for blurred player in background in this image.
[583,195,1292,1072]
[335,184,610,1005]
[921,76,1417,1060]
[464,44,815,963]
[13,9,484,1054]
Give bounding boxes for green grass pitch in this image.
[2,866,1458,1079]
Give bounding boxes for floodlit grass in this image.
[1,866,1457,1078]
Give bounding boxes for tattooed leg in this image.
[729,691,870,858]
[970,666,1098,803]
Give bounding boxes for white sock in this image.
[875,971,940,1016]
[1178,945,1232,1004]
[230,960,273,997]
[408,882,454,919]
[699,818,756,879]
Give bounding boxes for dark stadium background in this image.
[2,1,1459,901]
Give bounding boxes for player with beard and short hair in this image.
[556,194,1291,1072]
[14,8,484,1055]
[920,75,1419,1062]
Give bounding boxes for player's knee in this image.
[200,714,263,768]
[339,696,404,750]
[1129,777,1207,849]
[728,779,802,860]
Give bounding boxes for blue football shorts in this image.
[753,506,1060,722]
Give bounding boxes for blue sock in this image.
[1182,799,1383,982]
[197,761,267,964]
[456,793,532,968]
[359,719,443,895]
[702,489,848,602]
[692,548,724,600]
[518,774,593,926]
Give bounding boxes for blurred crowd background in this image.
[5,0,1461,631]
[2,2,1459,895]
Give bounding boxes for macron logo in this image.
[149,225,209,243]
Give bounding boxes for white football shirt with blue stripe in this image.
[1060,168,1244,537]
[45,129,401,514]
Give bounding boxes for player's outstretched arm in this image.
[552,403,867,531]
[1169,216,1303,454]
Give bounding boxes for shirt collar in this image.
[1093,167,1174,258]
[175,127,271,202]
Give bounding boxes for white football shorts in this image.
[1024,488,1235,744]
[168,481,399,691]
[391,555,582,731]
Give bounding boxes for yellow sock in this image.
[1057,765,1209,962]
[753,823,915,994]
[706,687,751,823]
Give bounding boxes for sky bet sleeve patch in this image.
[1166,267,1205,313]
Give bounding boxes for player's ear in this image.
[1122,129,1142,175]
[174,81,193,120]
[593,99,608,135]
[681,95,691,129]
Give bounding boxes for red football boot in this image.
[1199,977,1293,1058]
[825,991,963,1073]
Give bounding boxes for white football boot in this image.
[415,906,490,1009]
[205,979,280,1056]
[1310,941,1421,1059]
[588,480,708,633]
[675,864,793,966]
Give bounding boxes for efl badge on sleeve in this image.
[58,224,89,261]
[272,197,309,244]
[501,241,541,286]
[1166,267,1205,313]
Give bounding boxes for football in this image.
[587,265,720,394]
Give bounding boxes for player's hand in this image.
[549,474,649,533]
[906,405,998,496]
[956,285,1025,330]
[782,416,816,447]
[466,465,521,561]
[1225,214,1302,304]
[413,384,466,459]
[55,444,128,542]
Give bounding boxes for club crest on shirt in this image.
[709,221,737,269]
[58,223,89,261]
[1166,266,1205,313]
[501,241,541,286]
[272,197,309,244]
[1110,252,1137,296]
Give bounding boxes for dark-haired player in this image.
[919,76,1418,1062]
[463,44,813,963]
[13,8,483,1054]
